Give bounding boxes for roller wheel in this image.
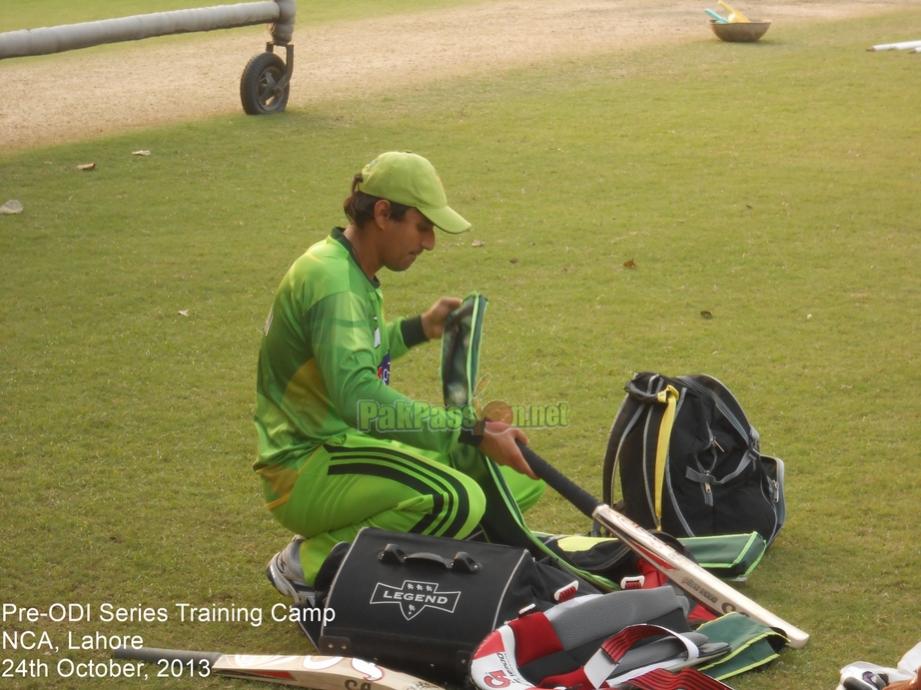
[240,52,289,115]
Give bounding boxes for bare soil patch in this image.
[0,0,907,151]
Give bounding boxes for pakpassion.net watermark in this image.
[356,399,569,433]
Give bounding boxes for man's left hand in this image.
[421,297,463,340]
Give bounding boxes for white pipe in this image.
[0,1,284,59]
[868,39,921,51]
[271,0,296,44]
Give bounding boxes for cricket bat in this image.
[516,443,810,649]
[113,647,444,690]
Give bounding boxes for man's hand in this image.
[479,420,537,479]
[421,296,463,340]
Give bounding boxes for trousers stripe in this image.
[327,460,446,534]
[326,452,462,537]
[325,444,471,538]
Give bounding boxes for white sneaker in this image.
[265,536,315,605]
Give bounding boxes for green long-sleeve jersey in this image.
[254,228,468,498]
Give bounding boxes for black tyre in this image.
[240,52,289,115]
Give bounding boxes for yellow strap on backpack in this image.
[653,385,680,529]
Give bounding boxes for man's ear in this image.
[372,199,391,229]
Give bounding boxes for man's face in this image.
[379,206,436,272]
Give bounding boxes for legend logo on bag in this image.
[370,580,461,621]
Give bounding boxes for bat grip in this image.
[113,647,222,666]
[518,442,600,518]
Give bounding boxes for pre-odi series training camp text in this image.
[1,601,333,682]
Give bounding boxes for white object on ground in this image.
[900,640,921,675]
[836,660,915,690]
[868,39,921,51]
[1,199,24,214]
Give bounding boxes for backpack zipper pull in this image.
[702,475,714,506]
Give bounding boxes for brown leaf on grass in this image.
[471,239,485,248]
[509,257,519,264]
[77,162,96,171]
[700,310,713,320]
[623,259,637,269]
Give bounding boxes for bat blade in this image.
[113,648,444,690]
[592,504,809,648]
[516,443,810,649]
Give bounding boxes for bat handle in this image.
[518,442,600,518]
[113,647,222,666]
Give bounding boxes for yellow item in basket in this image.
[718,0,751,22]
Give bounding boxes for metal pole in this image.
[271,0,296,44]
[0,1,284,60]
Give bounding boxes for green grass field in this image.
[2,5,920,689]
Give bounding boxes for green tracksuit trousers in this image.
[267,432,544,585]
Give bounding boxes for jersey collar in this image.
[331,226,381,288]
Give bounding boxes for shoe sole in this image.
[266,556,314,605]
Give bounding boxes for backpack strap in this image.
[683,455,757,507]
[600,375,660,515]
[675,375,756,448]
[600,374,677,534]
[651,385,680,530]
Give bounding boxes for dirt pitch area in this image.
[0,0,908,151]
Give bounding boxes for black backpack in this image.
[602,372,785,546]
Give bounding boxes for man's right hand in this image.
[479,420,537,479]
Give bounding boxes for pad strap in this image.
[622,667,735,689]
[538,624,699,689]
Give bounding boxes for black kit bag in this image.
[314,527,600,682]
[602,372,786,546]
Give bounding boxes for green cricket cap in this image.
[357,152,471,234]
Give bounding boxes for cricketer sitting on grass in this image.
[254,151,544,600]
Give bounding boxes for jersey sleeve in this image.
[385,318,409,361]
[384,315,427,361]
[308,292,467,455]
